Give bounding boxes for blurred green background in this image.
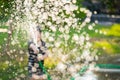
[0,0,120,80]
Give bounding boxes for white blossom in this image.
[48,37,54,42]
[56,62,67,72]
[73,34,79,41]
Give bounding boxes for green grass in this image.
[0,51,28,80]
[87,24,120,55]
[77,23,120,55]
[81,23,111,37]
[0,33,8,45]
[102,24,120,37]
[0,25,28,80]
[0,25,8,45]
[0,62,28,80]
